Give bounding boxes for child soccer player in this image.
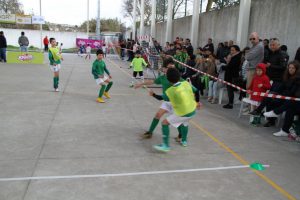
[92,49,113,103]
[49,38,63,92]
[154,68,197,152]
[130,50,147,87]
[135,58,175,138]
[85,44,91,60]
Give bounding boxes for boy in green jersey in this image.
[154,68,197,153]
[135,58,175,138]
[130,50,147,87]
[48,38,63,92]
[92,49,113,103]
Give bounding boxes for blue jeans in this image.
[208,80,218,98]
[20,46,28,52]
[0,48,6,62]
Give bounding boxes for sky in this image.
[19,0,130,26]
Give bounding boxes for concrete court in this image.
[0,54,299,200]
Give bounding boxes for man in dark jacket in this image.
[0,31,7,63]
[203,38,214,54]
[264,38,288,91]
[294,47,300,63]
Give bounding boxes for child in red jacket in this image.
[248,63,271,125]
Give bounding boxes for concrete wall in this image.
[143,0,300,58]
[0,28,88,49]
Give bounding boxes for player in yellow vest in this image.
[48,38,63,92]
[154,68,197,153]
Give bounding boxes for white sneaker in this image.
[273,129,288,137]
[55,88,59,92]
[264,111,279,118]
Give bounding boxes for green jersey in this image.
[131,57,147,72]
[92,59,110,79]
[48,47,61,65]
[154,75,172,97]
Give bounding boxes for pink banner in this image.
[76,38,104,49]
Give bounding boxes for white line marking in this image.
[0,165,270,182]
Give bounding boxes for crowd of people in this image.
[122,32,300,142]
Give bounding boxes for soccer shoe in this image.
[129,84,134,88]
[181,141,188,147]
[273,129,288,137]
[153,144,170,153]
[103,92,111,99]
[96,97,105,103]
[263,111,279,118]
[141,132,152,139]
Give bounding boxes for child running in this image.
[91,49,113,103]
[48,38,63,92]
[85,44,91,60]
[130,50,147,87]
[154,68,197,152]
[134,58,176,139]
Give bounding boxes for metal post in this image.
[191,0,200,49]
[87,0,89,37]
[140,0,145,36]
[132,0,137,41]
[96,0,101,39]
[40,0,43,52]
[163,0,166,21]
[184,0,187,16]
[166,0,173,43]
[151,0,157,38]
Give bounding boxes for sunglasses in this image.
[249,38,256,41]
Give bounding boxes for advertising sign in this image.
[16,14,32,24]
[76,38,104,49]
[32,15,45,24]
[7,52,44,64]
[0,13,16,24]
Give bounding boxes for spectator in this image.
[263,39,270,62]
[0,31,7,63]
[18,31,29,52]
[216,42,226,63]
[295,47,300,62]
[206,56,218,104]
[222,45,242,109]
[43,36,49,52]
[166,43,176,56]
[250,61,299,127]
[203,38,214,54]
[245,32,264,89]
[223,41,230,58]
[120,40,126,60]
[239,47,251,101]
[248,63,271,126]
[262,61,300,136]
[185,38,194,56]
[264,38,288,92]
[164,42,170,52]
[229,40,234,47]
[280,45,290,63]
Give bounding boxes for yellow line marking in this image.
[108,57,297,200]
[190,121,297,200]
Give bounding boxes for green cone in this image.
[250,162,265,171]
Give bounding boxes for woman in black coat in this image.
[223,45,242,109]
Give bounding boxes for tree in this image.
[122,0,191,24]
[206,0,240,12]
[80,18,125,33]
[0,0,23,14]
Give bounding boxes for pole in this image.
[96,0,101,39]
[166,0,173,43]
[87,0,89,38]
[150,0,157,38]
[184,0,187,16]
[40,0,43,52]
[191,0,200,49]
[140,0,145,36]
[132,0,137,41]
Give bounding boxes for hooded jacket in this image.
[249,63,271,102]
